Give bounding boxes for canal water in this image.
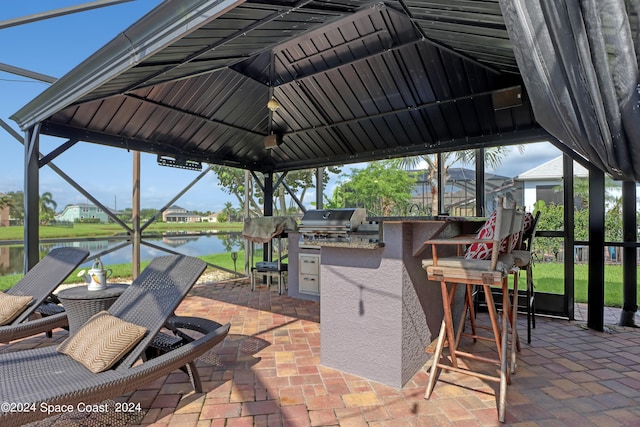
[0,232,245,276]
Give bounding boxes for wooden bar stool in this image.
[422,198,524,422]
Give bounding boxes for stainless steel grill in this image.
[299,208,367,237]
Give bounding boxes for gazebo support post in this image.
[24,125,40,271]
[563,155,575,320]
[437,153,445,215]
[618,181,638,327]
[587,167,605,331]
[475,148,485,216]
[132,151,141,279]
[263,172,273,263]
[244,170,251,275]
[316,167,323,209]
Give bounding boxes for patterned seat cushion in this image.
[0,292,33,326]
[57,311,147,373]
[464,211,508,260]
[464,210,534,260]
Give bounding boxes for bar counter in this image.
[294,216,483,388]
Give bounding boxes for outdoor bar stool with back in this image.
[474,209,541,345]
[422,197,524,422]
[513,210,541,344]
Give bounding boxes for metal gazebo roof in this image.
[11,0,548,173]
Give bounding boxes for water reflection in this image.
[0,232,244,276]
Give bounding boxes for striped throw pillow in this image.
[0,292,33,326]
[57,311,146,373]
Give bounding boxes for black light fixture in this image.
[157,154,202,171]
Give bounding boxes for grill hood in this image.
[300,208,367,233]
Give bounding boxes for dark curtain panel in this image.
[499,0,640,182]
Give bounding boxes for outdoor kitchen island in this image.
[288,216,484,388]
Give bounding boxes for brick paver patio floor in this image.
[3,277,639,426]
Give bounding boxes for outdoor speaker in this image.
[492,86,522,110]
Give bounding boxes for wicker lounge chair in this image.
[0,246,89,343]
[0,254,230,426]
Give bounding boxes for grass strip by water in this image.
[0,250,261,291]
[0,222,243,241]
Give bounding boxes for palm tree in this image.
[390,147,517,214]
[222,201,234,223]
[0,194,13,210]
[39,192,57,222]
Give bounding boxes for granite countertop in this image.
[303,240,385,249]
[367,215,436,222]
[367,215,485,223]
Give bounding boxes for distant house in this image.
[515,156,589,211]
[55,203,110,223]
[162,205,200,223]
[201,212,219,223]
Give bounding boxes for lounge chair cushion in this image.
[0,292,33,326]
[57,311,147,373]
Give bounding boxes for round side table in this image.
[57,284,129,334]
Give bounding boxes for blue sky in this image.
[0,1,561,214]
[0,0,235,213]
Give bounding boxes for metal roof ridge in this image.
[515,155,589,179]
[10,0,245,131]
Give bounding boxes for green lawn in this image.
[527,262,640,308]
